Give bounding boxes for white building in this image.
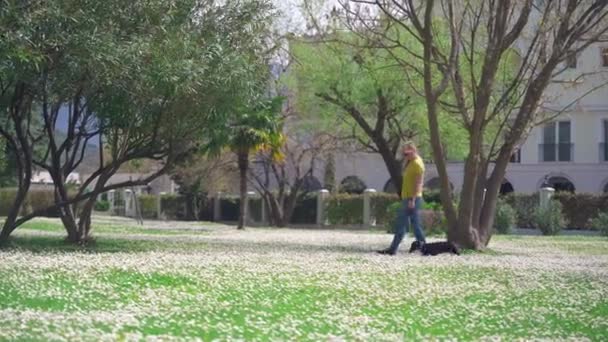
[331,41,608,195]
[31,171,80,186]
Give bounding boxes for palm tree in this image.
[205,97,284,229]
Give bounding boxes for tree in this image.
[171,153,235,221]
[323,153,336,191]
[286,34,469,198]
[248,131,336,227]
[0,0,279,243]
[335,0,608,248]
[205,97,285,230]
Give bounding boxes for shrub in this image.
[422,190,442,205]
[326,193,364,225]
[94,200,110,212]
[290,194,317,224]
[220,197,240,221]
[422,209,447,236]
[532,200,567,236]
[590,212,608,237]
[384,201,446,236]
[371,193,399,226]
[553,192,608,229]
[384,201,402,233]
[0,188,18,216]
[0,188,60,217]
[161,194,187,220]
[503,193,537,228]
[494,199,516,234]
[139,195,157,219]
[198,196,214,221]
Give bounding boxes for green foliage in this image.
[505,193,608,230]
[338,176,366,195]
[139,195,157,219]
[590,213,608,237]
[553,193,608,229]
[326,194,364,225]
[383,201,446,236]
[290,194,317,224]
[220,197,240,221]
[94,201,110,212]
[422,210,448,236]
[0,0,279,236]
[0,188,59,217]
[423,190,443,205]
[286,34,470,161]
[503,193,538,228]
[160,195,186,221]
[0,189,20,216]
[384,201,403,233]
[494,199,516,234]
[532,201,567,236]
[371,193,399,226]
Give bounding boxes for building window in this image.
[543,176,576,193]
[602,47,608,67]
[566,54,577,69]
[540,121,572,162]
[510,148,521,163]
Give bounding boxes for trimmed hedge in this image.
[371,193,399,225]
[590,213,608,237]
[94,200,110,212]
[249,197,263,223]
[139,195,157,219]
[326,193,364,225]
[504,192,608,229]
[290,194,317,224]
[327,192,446,229]
[220,197,240,221]
[160,194,187,220]
[384,203,447,236]
[553,192,608,229]
[0,188,63,217]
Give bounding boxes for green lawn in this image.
[1,218,607,341]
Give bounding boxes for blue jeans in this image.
[389,197,425,253]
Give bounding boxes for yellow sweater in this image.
[401,156,425,198]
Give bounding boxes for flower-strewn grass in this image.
[0,218,607,341]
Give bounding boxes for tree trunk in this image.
[77,198,96,242]
[237,150,249,230]
[0,181,29,243]
[375,143,403,198]
[451,122,485,250]
[51,173,83,243]
[282,189,299,227]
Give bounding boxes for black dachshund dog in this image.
[409,241,460,256]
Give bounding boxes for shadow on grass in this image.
[0,228,512,256]
[0,234,209,254]
[0,232,380,256]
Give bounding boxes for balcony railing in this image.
[601,143,608,162]
[539,143,573,162]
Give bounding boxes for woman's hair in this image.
[403,141,417,151]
